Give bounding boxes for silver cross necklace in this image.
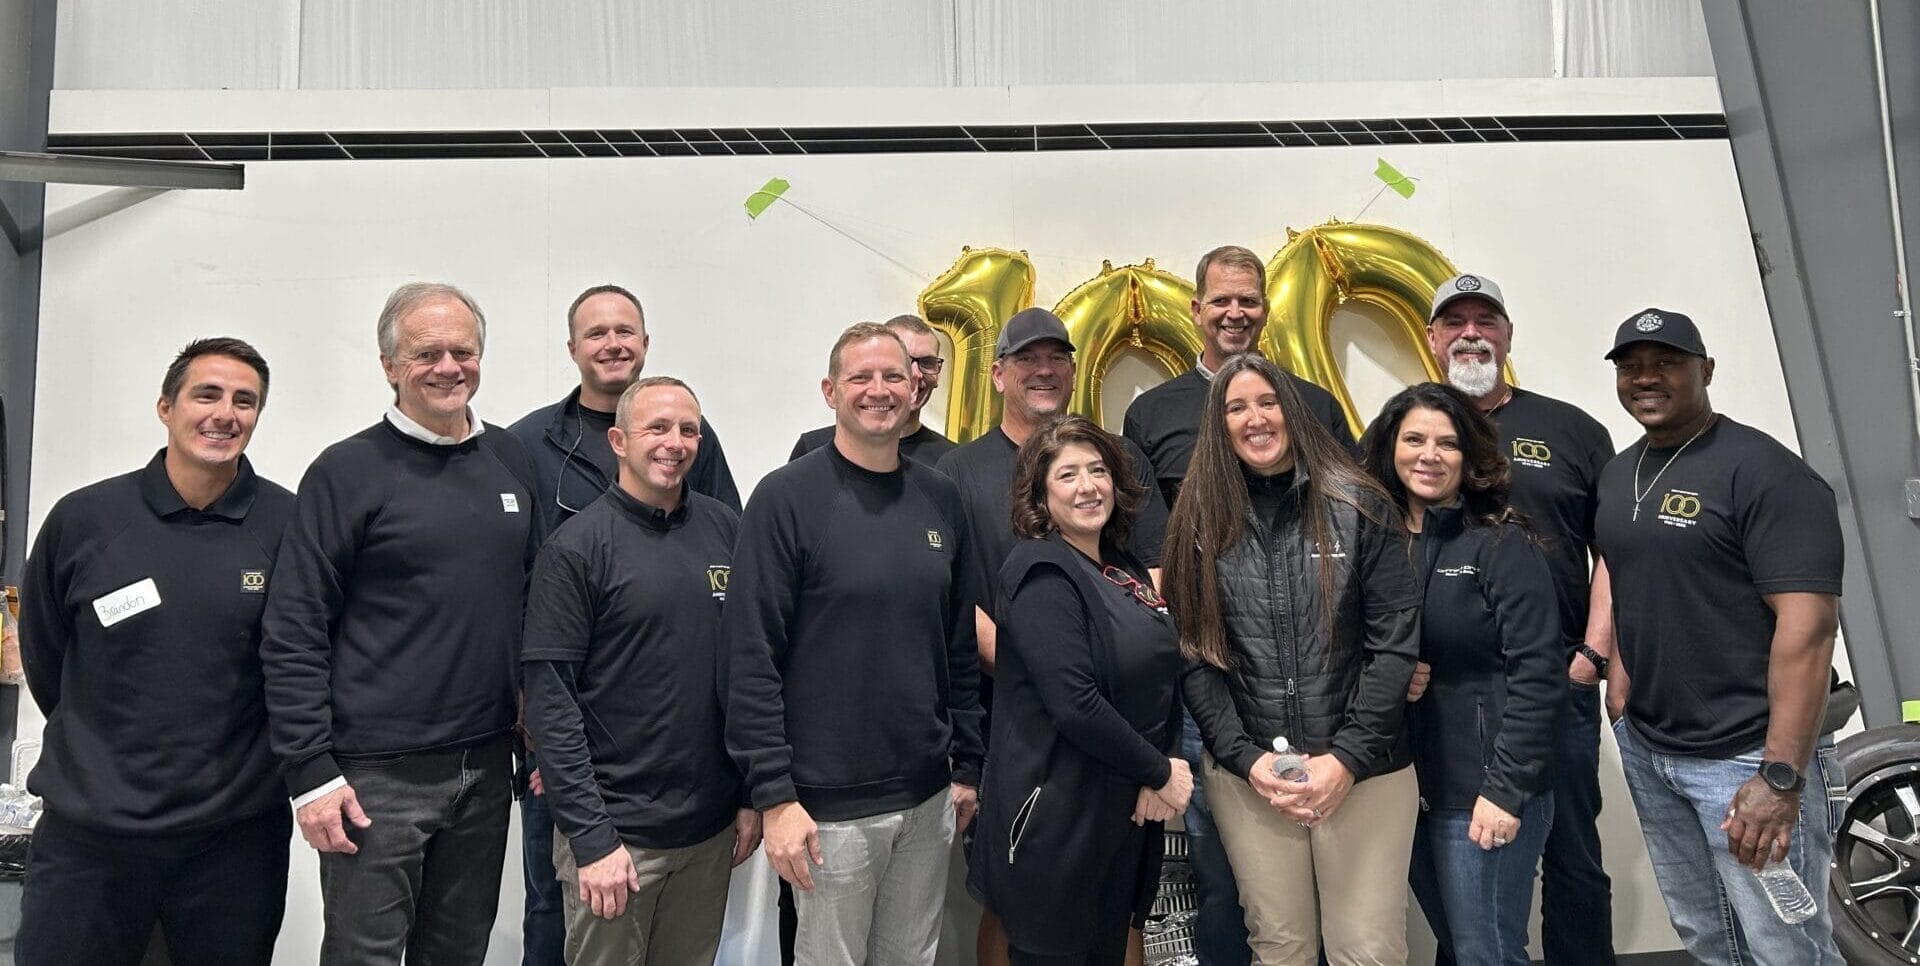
[1632,414,1717,521]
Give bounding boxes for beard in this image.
[1445,338,1501,397]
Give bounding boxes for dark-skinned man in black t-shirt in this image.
[523,375,758,965]
[726,322,984,965]
[1595,309,1844,965]
[509,283,744,966]
[18,338,293,966]
[1420,272,1618,966]
[1120,244,1352,966]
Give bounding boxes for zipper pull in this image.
[1287,678,1297,696]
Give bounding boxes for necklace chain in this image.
[1632,415,1716,520]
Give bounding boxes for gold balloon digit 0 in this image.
[1052,259,1206,430]
[918,246,1035,444]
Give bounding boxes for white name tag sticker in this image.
[501,493,520,513]
[93,578,161,628]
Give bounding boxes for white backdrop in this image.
[22,77,1812,963]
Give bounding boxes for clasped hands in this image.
[1131,758,1194,824]
[1248,751,1354,827]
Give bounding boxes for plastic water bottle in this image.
[1754,858,1818,925]
[1271,737,1309,783]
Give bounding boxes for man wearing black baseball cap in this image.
[1595,308,1846,964]
[1418,273,1619,966]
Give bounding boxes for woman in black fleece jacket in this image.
[1362,382,1562,966]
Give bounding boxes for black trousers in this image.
[1008,922,1130,966]
[17,806,291,966]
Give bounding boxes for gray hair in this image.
[377,282,488,358]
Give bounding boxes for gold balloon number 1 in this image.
[919,222,1510,444]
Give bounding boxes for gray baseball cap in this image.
[1429,273,1509,320]
[996,307,1075,358]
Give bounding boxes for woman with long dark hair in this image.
[1361,382,1562,966]
[1162,354,1422,965]
[969,415,1188,965]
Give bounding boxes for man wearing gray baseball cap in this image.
[1595,308,1846,965]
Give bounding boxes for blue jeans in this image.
[1538,684,1615,965]
[520,753,566,966]
[1181,709,1251,966]
[1409,794,1553,966]
[1613,719,1845,966]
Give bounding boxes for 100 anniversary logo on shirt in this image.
[706,565,730,601]
[1656,489,1703,528]
[1509,438,1553,469]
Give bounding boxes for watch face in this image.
[1762,760,1801,791]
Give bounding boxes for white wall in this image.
[25,78,1803,963]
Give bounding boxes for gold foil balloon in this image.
[918,246,1035,444]
[1052,259,1206,430]
[1265,220,1496,437]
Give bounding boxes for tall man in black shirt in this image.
[790,313,958,466]
[934,306,1168,964]
[524,375,759,965]
[1596,309,1845,965]
[727,322,985,965]
[264,282,542,965]
[509,282,744,966]
[18,338,293,966]
[1423,272,1618,965]
[1119,244,1352,966]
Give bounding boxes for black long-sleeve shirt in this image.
[19,452,294,833]
[724,444,985,821]
[261,419,541,797]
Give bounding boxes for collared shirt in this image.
[385,404,486,445]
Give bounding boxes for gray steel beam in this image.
[0,150,244,191]
[1700,0,1920,726]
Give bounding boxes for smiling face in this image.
[1044,440,1114,550]
[823,335,914,442]
[381,295,482,429]
[992,339,1075,428]
[611,383,700,506]
[1223,369,1293,475]
[1393,405,1464,515]
[157,354,263,472]
[1192,262,1269,369]
[1427,296,1512,398]
[1613,342,1714,436]
[568,292,649,401]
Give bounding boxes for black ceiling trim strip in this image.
[45,113,1727,162]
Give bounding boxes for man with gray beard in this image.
[1421,273,1619,966]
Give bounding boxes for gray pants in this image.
[317,738,514,966]
[551,825,734,966]
[793,788,955,966]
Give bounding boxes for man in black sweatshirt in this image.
[18,338,292,966]
[524,375,758,964]
[726,322,985,965]
[262,282,541,965]
[508,282,743,966]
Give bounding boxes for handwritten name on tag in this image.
[93,578,161,628]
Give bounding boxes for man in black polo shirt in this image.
[933,306,1168,963]
[1424,272,1618,966]
[790,314,957,467]
[524,375,757,965]
[1596,309,1844,965]
[17,338,293,966]
[263,282,541,964]
[509,282,743,965]
[726,322,984,965]
[1120,244,1351,966]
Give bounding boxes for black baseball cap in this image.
[996,307,1075,358]
[1604,308,1707,360]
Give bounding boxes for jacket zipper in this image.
[1007,786,1041,865]
[1475,698,1490,773]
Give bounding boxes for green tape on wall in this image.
[1904,699,1920,723]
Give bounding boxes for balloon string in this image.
[1350,176,1418,223]
[771,197,934,283]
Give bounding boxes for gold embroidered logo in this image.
[240,570,266,594]
[1657,490,1703,528]
[926,530,944,551]
[706,565,730,600]
[1510,438,1553,468]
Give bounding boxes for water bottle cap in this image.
[1272,736,1291,754]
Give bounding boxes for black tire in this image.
[1831,723,1920,963]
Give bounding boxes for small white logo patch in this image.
[93,577,161,628]
[501,493,520,513]
[1455,275,1482,292]
[1634,312,1664,332]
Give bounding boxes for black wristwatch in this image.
[1760,760,1805,794]
[1577,644,1610,678]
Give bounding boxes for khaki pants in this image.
[552,826,734,966]
[1204,755,1418,966]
